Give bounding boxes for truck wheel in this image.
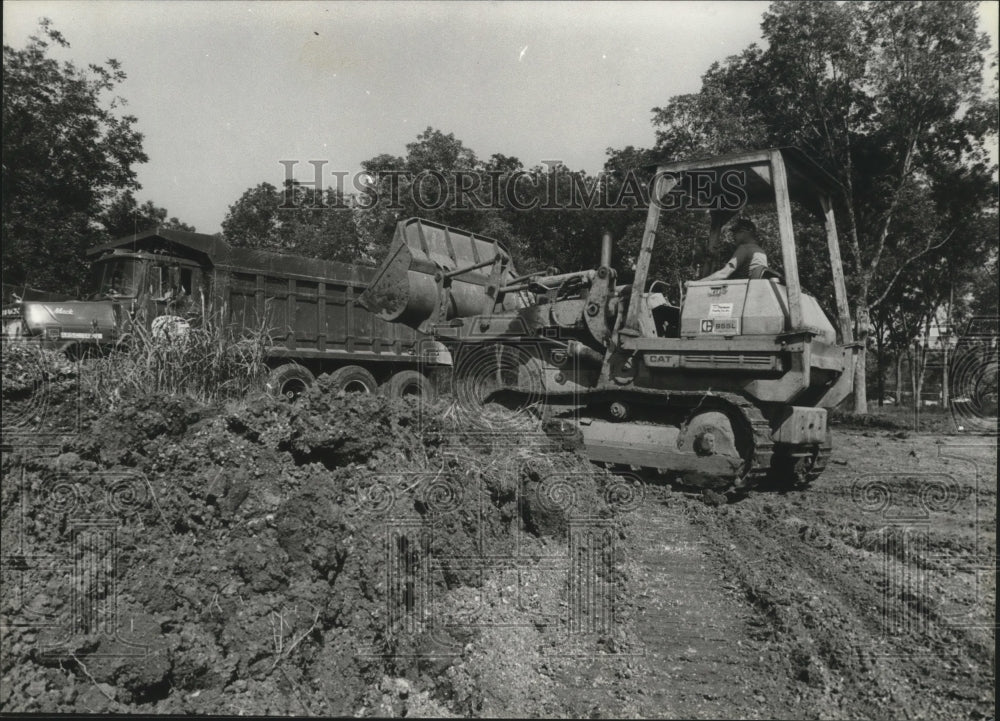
[266,363,315,400]
[328,365,378,394]
[383,370,435,402]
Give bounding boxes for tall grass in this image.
[88,304,270,405]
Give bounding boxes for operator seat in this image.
[646,280,680,337]
[651,301,680,337]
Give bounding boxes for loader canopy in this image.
[646,146,841,217]
[630,147,853,344]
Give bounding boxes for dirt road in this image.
[550,427,996,719]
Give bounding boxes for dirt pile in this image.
[1,373,630,715]
[0,342,83,438]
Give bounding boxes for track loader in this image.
[361,148,859,491]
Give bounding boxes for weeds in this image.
[85,304,270,406]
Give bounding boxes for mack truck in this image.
[360,148,859,491]
[5,228,450,399]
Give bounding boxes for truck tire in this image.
[266,363,315,400]
[328,365,378,394]
[383,370,435,402]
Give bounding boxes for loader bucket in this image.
[360,218,524,330]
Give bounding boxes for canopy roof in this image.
[646,147,842,215]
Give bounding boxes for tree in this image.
[2,20,148,291]
[504,162,645,278]
[631,1,997,412]
[968,251,999,319]
[220,182,282,249]
[357,127,483,249]
[649,56,770,160]
[101,192,194,237]
[355,129,655,280]
[868,168,997,405]
[221,181,368,264]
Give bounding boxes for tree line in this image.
[4,3,997,412]
[2,20,193,293]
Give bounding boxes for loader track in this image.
[579,391,776,493]
[720,393,833,491]
[719,392,774,489]
[528,388,830,493]
[672,392,835,491]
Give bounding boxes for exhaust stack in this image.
[600,231,612,268]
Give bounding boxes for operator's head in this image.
[731,217,758,243]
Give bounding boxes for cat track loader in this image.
[361,148,858,491]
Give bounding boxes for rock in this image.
[542,419,585,451]
[0,677,14,706]
[702,489,726,507]
[26,678,47,697]
[55,452,82,470]
[78,612,171,700]
[393,677,411,699]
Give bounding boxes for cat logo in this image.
[701,319,714,333]
[645,353,679,367]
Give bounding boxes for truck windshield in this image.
[88,258,143,298]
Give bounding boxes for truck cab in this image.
[10,240,205,355]
[87,249,204,317]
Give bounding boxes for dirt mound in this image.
[1,342,83,438]
[1,373,628,714]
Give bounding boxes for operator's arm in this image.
[699,257,737,282]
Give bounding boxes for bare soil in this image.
[0,362,995,717]
[548,428,996,719]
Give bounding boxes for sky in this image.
[4,1,999,234]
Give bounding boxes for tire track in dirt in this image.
[551,429,994,719]
[550,493,797,719]
[625,497,798,719]
[682,430,996,719]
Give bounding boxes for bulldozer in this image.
[360,148,858,492]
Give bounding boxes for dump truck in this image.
[361,148,859,490]
[6,228,449,399]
